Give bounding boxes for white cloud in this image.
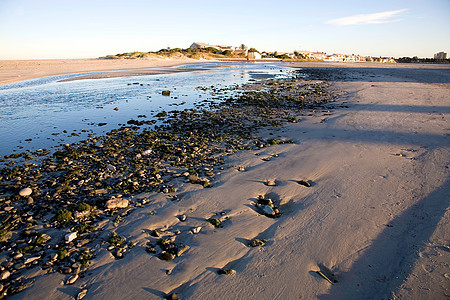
[326,9,408,26]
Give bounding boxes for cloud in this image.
[326,9,408,26]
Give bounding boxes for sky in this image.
[0,0,449,60]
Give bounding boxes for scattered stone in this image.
[265,180,276,186]
[257,196,273,207]
[249,239,266,247]
[114,107,119,111]
[176,245,190,257]
[1,270,11,280]
[218,268,236,275]
[259,205,275,217]
[77,289,88,300]
[297,180,312,187]
[159,251,175,261]
[162,90,171,96]
[166,293,179,300]
[65,232,77,242]
[106,164,116,172]
[66,274,78,285]
[24,256,40,265]
[207,218,222,228]
[316,265,338,284]
[151,229,161,237]
[191,226,202,234]
[105,198,129,210]
[19,187,32,197]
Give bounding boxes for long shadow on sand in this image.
[296,66,450,84]
[318,179,449,299]
[340,104,450,114]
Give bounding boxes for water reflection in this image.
[0,62,293,156]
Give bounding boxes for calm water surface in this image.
[0,62,294,157]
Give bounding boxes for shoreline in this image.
[1,64,449,299]
[2,58,450,86]
[0,58,202,86]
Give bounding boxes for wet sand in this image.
[0,58,199,85]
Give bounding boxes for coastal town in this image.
[104,42,448,64]
[189,42,396,63]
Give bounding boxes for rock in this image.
[106,164,116,172]
[24,256,40,264]
[166,293,179,300]
[66,274,78,285]
[142,149,152,156]
[257,197,273,207]
[158,252,175,261]
[74,210,90,219]
[19,187,32,197]
[178,214,187,222]
[218,268,236,275]
[1,270,11,280]
[297,180,312,187]
[77,289,88,300]
[265,180,276,186]
[191,226,201,234]
[249,239,266,247]
[105,198,129,210]
[65,232,77,242]
[259,205,275,216]
[14,253,23,260]
[151,229,161,237]
[207,218,221,227]
[4,206,14,212]
[176,245,190,257]
[162,90,171,96]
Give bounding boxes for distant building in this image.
[248,51,262,60]
[434,51,447,60]
[190,42,233,52]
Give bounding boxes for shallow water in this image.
[0,62,294,157]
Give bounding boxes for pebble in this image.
[249,239,266,247]
[19,187,32,197]
[77,289,88,300]
[1,270,11,280]
[105,198,129,209]
[297,180,312,187]
[24,256,40,264]
[191,226,202,234]
[259,205,275,216]
[166,293,179,300]
[265,180,276,186]
[65,232,78,242]
[106,164,116,172]
[66,274,78,285]
[176,245,190,257]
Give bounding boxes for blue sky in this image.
[0,0,449,59]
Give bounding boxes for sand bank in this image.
[6,64,450,299]
[0,58,199,85]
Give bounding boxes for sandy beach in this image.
[0,58,199,86]
[1,62,449,299]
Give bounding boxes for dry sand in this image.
[8,63,450,299]
[0,58,199,85]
